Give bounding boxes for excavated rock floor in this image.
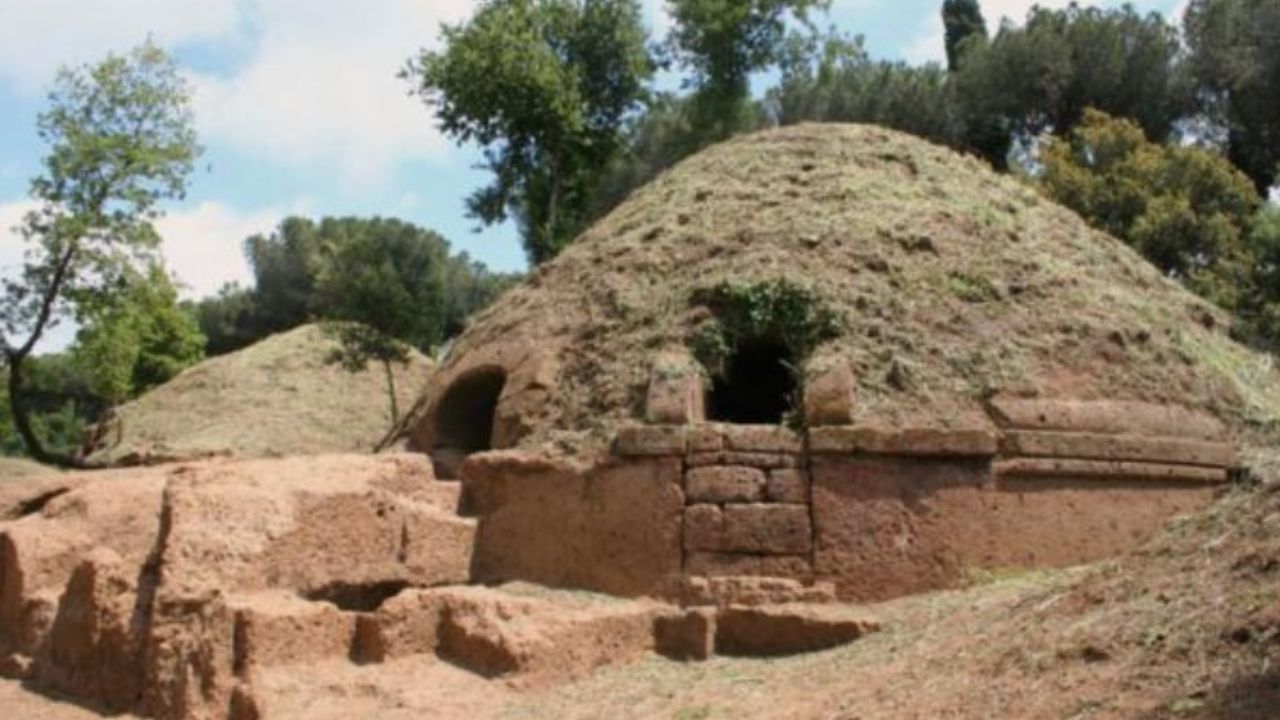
[0,455,880,720]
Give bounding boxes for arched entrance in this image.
[430,369,506,479]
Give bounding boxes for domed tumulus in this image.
[401,123,1280,469]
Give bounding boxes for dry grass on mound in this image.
[437,123,1280,454]
[85,324,434,465]
[0,457,61,480]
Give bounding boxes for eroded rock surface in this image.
[0,453,880,719]
[0,454,474,719]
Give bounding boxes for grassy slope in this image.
[86,324,434,464]
[0,457,61,480]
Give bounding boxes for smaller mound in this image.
[83,324,434,465]
[0,458,61,480]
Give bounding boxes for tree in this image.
[72,264,205,405]
[187,217,517,358]
[953,4,1184,168]
[0,42,199,466]
[405,0,654,264]
[244,216,323,334]
[1236,205,1280,346]
[664,0,828,144]
[1184,0,1280,195]
[1037,109,1260,310]
[0,353,105,458]
[312,218,450,426]
[768,29,963,148]
[186,283,259,356]
[942,0,987,72]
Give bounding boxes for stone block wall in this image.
[613,399,1235,603]
[615,424,816,585]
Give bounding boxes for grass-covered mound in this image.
[85,324,433,465]
[0,457,61,480]
[431,123,1280,452]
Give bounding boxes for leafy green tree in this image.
[439,253,521,338]
[768,30,963,147]
[953,4,1184,167]
[1236,205,1280,346]
[664,0,827,145]
[405,0,654,264]
[1184,0,1280,195]
[585,92,702,222]
[312,218,450,425]
[1037,109,1260,309]
[244,216,323,334]
[186,283,259,355]
[0,353,104,458]
[942,0,987,72]
[188,217,516,358]
[0,42,199,465]
[72,265,205,405]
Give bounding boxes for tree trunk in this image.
[6,352,75,467]
[382,358,400,428]
[4,244,80,468]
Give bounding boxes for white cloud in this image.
[0,198,36,278]
[191,0,479,188]
[2,196,289,301]
[156,201,297,299]
[0,0,239,92]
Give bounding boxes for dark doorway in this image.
[706,340,795,424]
[430,370,506,479]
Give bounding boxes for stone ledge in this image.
[988,398,1227,441]
[614,425,688,455]
[994,457,1228,483]
[721,425,804,453]
[999,431,1235,468]
[809,426,997,456]
[715,604,880,656]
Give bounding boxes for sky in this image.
[0,0,1187,351]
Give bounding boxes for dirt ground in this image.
[6,473,1276,720]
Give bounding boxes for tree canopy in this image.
[1184,0,1280,195]
[942,0,987,72]
[405,0,654,263]
[190,216,518,358]
[664,0,828,144]
[769,30,962,148]
[1037,109,1262,311]
[72,265,204,405]
[953,4,1184,167]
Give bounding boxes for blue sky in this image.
[0,0,1186,346]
